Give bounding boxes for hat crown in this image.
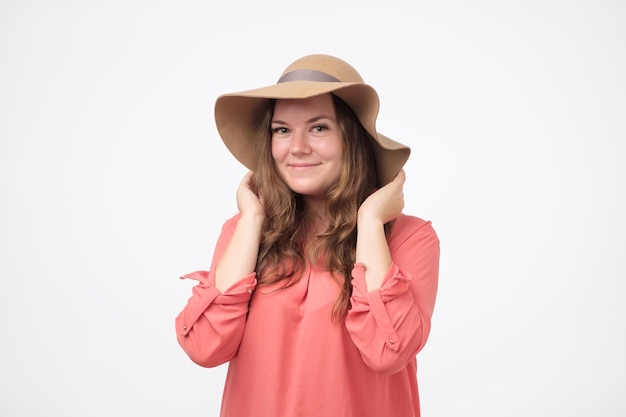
[279,54,364,84]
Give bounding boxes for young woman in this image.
[176,54,440,417]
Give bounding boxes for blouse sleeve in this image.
[344,216,440,375]
[175,215,257,368]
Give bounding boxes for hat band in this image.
[277,69,340,83]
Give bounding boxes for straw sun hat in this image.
[214,54,410,186]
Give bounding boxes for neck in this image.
[300,195,329,238]
[302,195,327,218]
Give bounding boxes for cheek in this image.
[271,140,287,161]
[318,140,343,161]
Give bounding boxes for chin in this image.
[292,189,324,197]
[288,184,326,198]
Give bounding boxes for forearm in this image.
[176,271,256,367]
[355,215,392,291]
[214,213,263,292]
[346,264,428,374]
[347,216,440,374]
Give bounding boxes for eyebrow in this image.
[271,115,335,125]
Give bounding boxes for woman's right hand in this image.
[236,171,265,218]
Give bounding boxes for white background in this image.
[1,1,624,416]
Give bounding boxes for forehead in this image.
[272,93,335,119]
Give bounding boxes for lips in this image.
[288,163,321,169]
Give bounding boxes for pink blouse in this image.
[176,213,439,417]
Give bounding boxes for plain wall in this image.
[1,1,624,416]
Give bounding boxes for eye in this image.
[311,124,329,133]
[271,126,289,135]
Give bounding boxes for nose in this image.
[290,130,311,155]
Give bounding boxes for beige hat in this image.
[214,54,410,185]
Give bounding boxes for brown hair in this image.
[253,94,388,321]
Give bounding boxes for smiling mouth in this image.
[289,163,321,169]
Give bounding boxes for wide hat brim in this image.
[214,55,410,186]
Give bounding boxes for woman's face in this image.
[271,94,343,199]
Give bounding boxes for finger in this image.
[387,170,405,194]
[242,171,256,188]
[395,169,406,184]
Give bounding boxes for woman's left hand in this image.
[358,169,406,225]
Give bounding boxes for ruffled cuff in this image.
[177,271,256,337]
[351,263,411,300]
[349,263,412,352]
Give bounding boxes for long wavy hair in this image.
[253,94,390,321]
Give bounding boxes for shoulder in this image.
[220,212,242,233]
[388,214,439,249]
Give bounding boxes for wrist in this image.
[357,213,384,234]
[238,211,264,232]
